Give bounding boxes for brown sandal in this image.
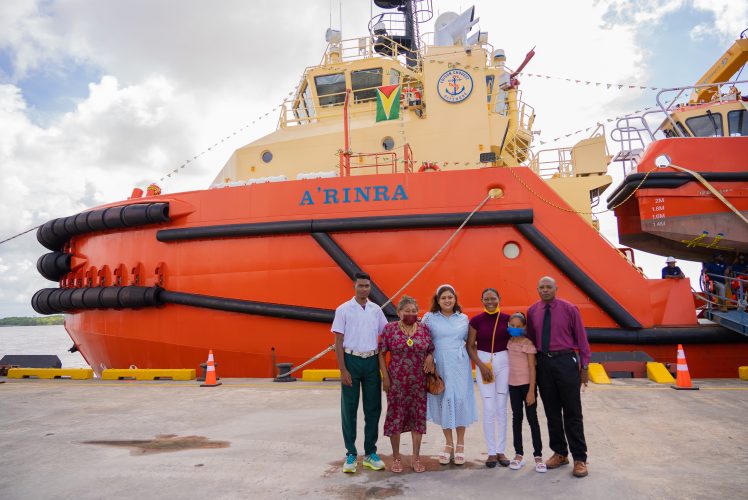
[412,457,425,473]
[390,457,403,473]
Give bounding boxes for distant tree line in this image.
[0,316,65,326]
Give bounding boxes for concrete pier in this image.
[1,378,746,499]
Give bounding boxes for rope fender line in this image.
[275,192,493,379]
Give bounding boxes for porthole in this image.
[382,136,395,151]
[261,150,273,163]
[503,242,520,259]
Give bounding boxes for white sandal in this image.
[454,444,466,465]
[509,455,525,470]
[535,457,547,473]
[438,444,453,465]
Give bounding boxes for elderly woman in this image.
[467,287,511,468]
[379,295,435,473]
[422,284,477,465]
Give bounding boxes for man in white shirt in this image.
[332,272,388,473]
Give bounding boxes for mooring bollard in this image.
[273,362,296,382]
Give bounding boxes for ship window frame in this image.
[727,109,748,136]
[685,112,724,137]
[351,67,383,103]
[293,82,316,120]
[315,72,347,107]
[389,68,400,85]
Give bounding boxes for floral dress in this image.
[379,321,434,436]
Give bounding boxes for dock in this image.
[1,378,746,499]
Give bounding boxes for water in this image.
[0,325,89,368]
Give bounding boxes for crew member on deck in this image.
[332,272,388,474]
[526,276,591,478]
[661,256,685,279]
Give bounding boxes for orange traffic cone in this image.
[671,344,699,390]
[200,350,222,387]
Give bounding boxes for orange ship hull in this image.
[34,167,747,377]
[610,137,748,261]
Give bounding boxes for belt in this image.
[539,349,576,358]
[344,348,378,358]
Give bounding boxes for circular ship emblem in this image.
[437,69,474,103]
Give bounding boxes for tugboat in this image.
[31,2,747,377]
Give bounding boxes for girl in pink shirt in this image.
[506,313,546,473]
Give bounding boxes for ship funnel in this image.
[434,7,479,46]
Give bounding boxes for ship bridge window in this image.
[315,73,346,106]
[389,69,400,85]
[728,109,747,136]
[293,83,316,120]
[663,121,689,138]
[352,68,383,102]
[685,112,724,137]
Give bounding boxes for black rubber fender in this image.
[59,288,76,311]
[102,206,126,229]
[37,219,65,251]
[121,204,150,226]
[63,216,78,237]
[36,252,71,282]
[146,203,170,223]
[73,211,91,235]
[51,217,69,240]
[31,289,55,315]
[82,287,105,308]
[69,288,87,309]
[86,208,108,232]
[118,286,149,308]
[100,286,124,308]
[47,289,65,313]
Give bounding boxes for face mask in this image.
[507,326,524,337]
[483,307,500,315]
[402,314,418,326]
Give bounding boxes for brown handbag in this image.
[426,370,445,395]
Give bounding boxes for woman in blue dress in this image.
[422,284,478,465]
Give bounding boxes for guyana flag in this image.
[375,84,401,122]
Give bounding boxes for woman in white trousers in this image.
[467,288,511,467]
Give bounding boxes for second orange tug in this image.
[29,1,747,382]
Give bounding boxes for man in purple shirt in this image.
[526,276,590,478]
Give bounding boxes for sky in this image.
[0,0,746,317]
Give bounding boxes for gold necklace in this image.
[399,322,417,347]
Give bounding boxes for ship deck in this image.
[1,377,746,499]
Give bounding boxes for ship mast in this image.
[369,0,433,68]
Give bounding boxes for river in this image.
[0,325,89,367]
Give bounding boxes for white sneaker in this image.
[342,454,357,473]
[509,456,526,470]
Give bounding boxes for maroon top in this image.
[525,298,591,366]
[469,312,510,353]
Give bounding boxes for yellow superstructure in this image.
[212,11,611,227]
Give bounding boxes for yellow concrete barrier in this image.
[8,368,93,380]
[301,369,341,381]
[588,363,611,384]
[101,369,196,381]
[647,362,675,384]
[739,366,748,380]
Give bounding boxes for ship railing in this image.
[528,147,573,179]
[417,31,495,63]
[656,79,748,128]
[339,143,414,177]
[320,34,414,66]
[702,272,748,313]
[279,80,425,128]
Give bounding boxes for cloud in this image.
[0,0,733,317]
